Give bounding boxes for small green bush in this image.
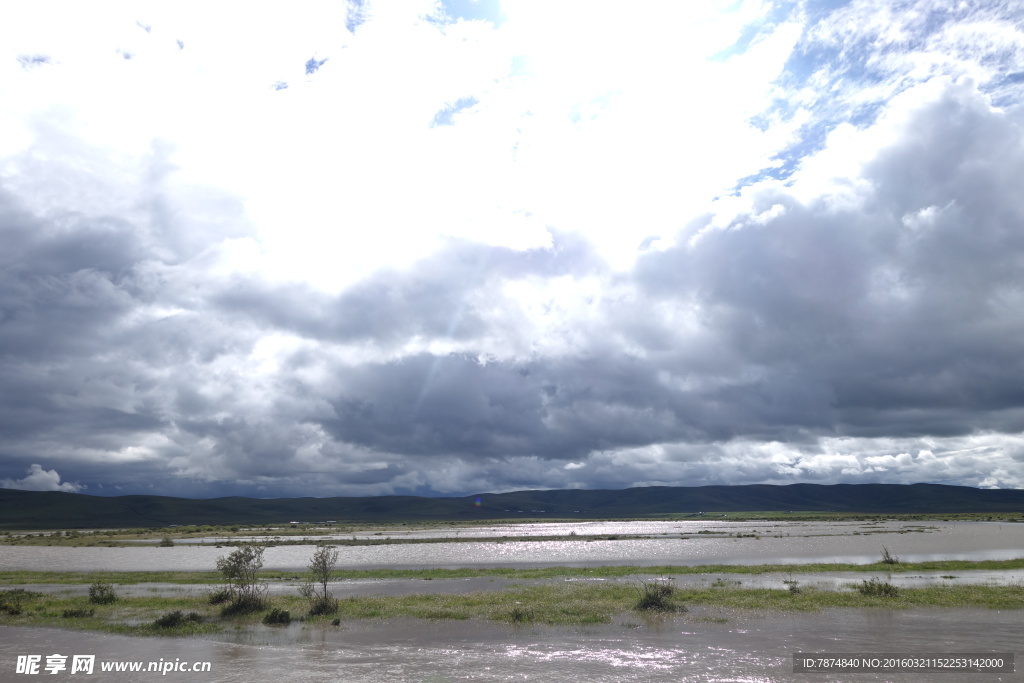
[159,537,175,547]
[262,608,291,625]
[220,596,265,616]
[206,587,232,605]
[858,578,900,597]
[308,596,339,616]
[881,546,900,565]
[154,611,203,628]
[634,579,682,612]
[88,583,117,605]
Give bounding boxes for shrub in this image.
[881,546,900,565]
[634,579,682,612]
[215,543,268,614]
[62,608,95,618]
[858,578,900,597]
[299,543,340,616]
[159,536,175,547]
[154,611,203,628]
[308,596,340,616]
[262,608,291,625]
[206,587,232,605]
[88,583,117,605]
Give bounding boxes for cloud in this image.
[2,464,83,492]
[2,1,1024,497]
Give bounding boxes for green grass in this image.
[3,558,1024,587]
[1,578,1022,635]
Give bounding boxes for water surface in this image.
[2,609,1018,682]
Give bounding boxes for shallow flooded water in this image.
[3,521,1023,572]
[2,608,1019,682]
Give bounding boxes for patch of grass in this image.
[1,589,40,615]
[206,587,232,605]
[634,579,682,612]
[4,558,1024,586]
[505,605,535,623]
[858,578,900,597]
[62,608,95,618]
[2,581,1024,636]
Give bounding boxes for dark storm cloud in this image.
[637,78,1024,443]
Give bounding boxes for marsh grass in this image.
[1,582,1023,634]
[857,578,900,597]
[262,608,291,625]
[4,558,1024,587]
[154,610,203,628]
[633,579,682,612]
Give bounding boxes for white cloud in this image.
[1,464,83,492]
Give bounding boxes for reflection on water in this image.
[3,522,1023,572]
[2,609,1019,682]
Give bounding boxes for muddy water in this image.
[2,609,1019,682]
[4,522,1023,572]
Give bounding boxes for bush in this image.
[262,608,291,625]
[62,608,95,618]
[308,596,340,616]
[159,536,175,547]
[206,587,232,605]
[858,578,900,597]
[219,595,266,616]
[881,546,900,564]
[154,611,203,628]
[299,543,340,616]
[215,543,268,614]
[634,579,682,612]
[88,583,117,605]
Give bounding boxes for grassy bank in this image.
[2,580,1023,637]
[3,558,1024,586]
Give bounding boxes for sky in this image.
[2,0,1024,499]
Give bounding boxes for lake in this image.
[3,521,1023,572]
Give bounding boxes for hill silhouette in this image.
[2,483,1023,529]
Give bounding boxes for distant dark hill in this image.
[1,483,1022,529]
